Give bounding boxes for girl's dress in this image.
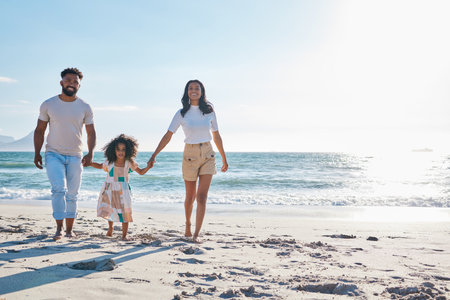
[97,160,136,223]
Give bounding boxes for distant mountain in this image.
[0,135,15,144]
[0,131,34,151]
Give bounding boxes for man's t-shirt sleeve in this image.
[38,102,49,122]
[84,104,94,125]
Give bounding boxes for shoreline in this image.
[1,199,450,222]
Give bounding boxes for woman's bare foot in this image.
[185,222,192,237]
[106,228,113,237]
[121,235,128,241]
[192,235,202,244]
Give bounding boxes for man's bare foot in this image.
[65,231,77,238]
[53,230,63,241]
[185,222,192,237]
[106,228,113,237]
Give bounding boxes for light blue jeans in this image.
[45,151,82,220]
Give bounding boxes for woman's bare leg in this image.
[193,174,213,243]
[184,180,197,237]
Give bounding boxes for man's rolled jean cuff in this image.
[52,212,66,220]
[65,212,78,219]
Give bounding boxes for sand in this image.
[0,203,449,299]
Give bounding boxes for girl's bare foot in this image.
[185,222,192,237]
[121,236,128,241]
[106,228,113,237]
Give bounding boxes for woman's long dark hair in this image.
[180,80,214,117]
[102,134,138,164]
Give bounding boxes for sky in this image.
[1,0,449,153]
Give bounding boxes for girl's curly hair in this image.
[102,134,138,164]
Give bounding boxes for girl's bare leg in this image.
[193,174,213,243]
[106,221,113,237]
[184,180,197,237]
[122,222,129,240]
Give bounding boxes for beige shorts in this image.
[182,142,217,181]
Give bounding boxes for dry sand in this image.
[0,203,449,299]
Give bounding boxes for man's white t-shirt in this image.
[39,95,94,156]
[168,105,218,144]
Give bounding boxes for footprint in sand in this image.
[176,257,205,264]
[298,282,361,296]
[179,246,205,255]
[323,234,356,239]
[385,283,446,299]
[178,272,223,281]
[69,258,116,271]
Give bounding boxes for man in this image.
[34,67,96,240]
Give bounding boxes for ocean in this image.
[0,151,449,208]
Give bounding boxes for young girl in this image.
[90,134,152,240]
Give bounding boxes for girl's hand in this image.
[221,161,228,172]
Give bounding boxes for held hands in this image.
[147,155,156,169]
[34,153,43,169]
[82,152,93,167]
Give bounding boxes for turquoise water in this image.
[0,151,449,207]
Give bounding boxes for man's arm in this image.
[34,119,48,169]
[82,124,96,166]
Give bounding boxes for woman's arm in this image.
[89,162,103,169]
[212,131,228,172]
[148,130,173,167]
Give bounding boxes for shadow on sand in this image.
[0,242,176,295]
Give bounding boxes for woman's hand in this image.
[221,161,228,172]
[147,131,173,169]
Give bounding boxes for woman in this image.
[148,80,228,243]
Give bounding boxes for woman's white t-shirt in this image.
[168,105,218,144]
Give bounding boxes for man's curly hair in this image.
[102,134,138,164]
[61,67,83,80]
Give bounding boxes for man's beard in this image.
[62,86,78,97]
